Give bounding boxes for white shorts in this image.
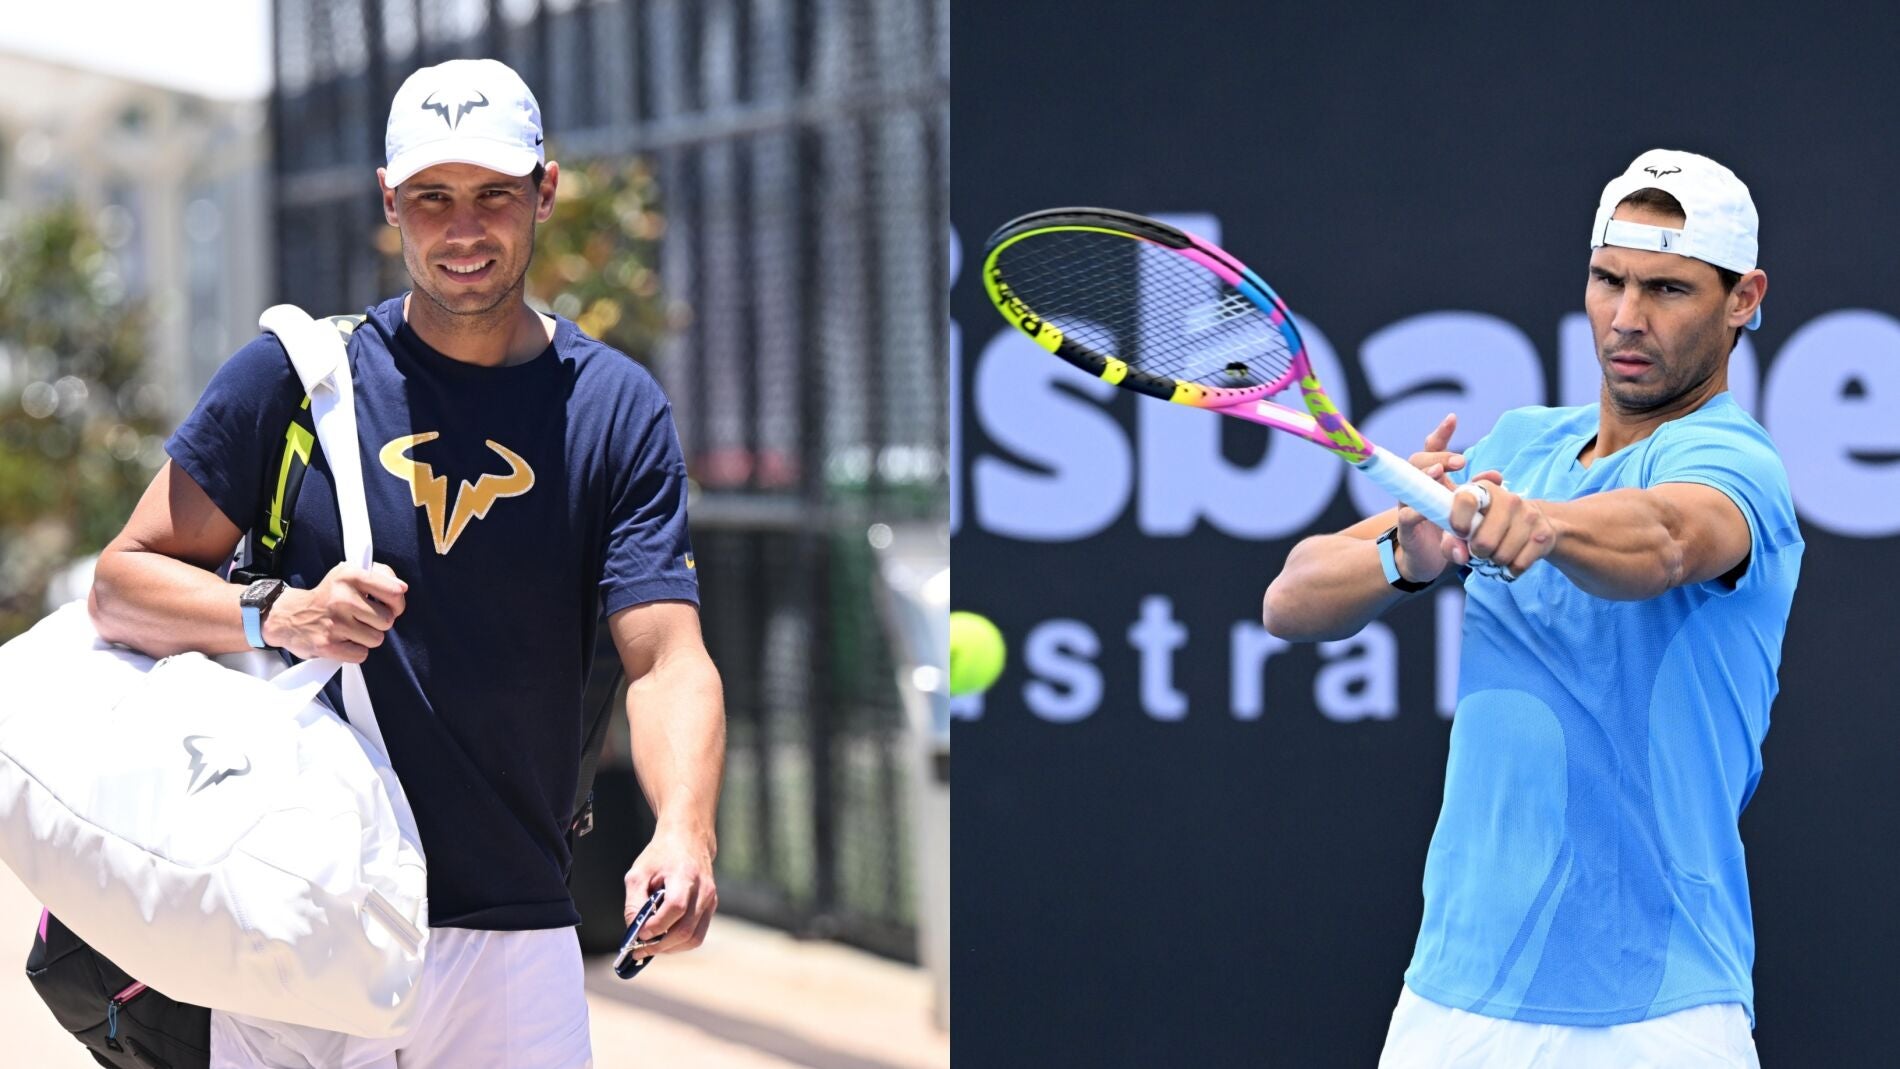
[211,926,592,1069]
[1379,985,1760,1069]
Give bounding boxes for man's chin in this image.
[1603,379,1683,414]
[414,281,515,318]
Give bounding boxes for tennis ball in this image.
[948,611,1007,697]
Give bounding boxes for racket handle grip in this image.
[1355,445,1480,540]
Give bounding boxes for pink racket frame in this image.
[1164,233,1464,533]
[983,209,1481,539]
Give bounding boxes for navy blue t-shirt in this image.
[166,296,699,930]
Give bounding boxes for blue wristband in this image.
[243,604,269,649]
[238,578,284,650]
[1377,526,1434,593]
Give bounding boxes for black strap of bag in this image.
[568,652,624,848]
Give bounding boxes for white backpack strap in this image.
[258,304,391,760]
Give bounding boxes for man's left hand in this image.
[622,826,718,957]
[1441,472,1560,580]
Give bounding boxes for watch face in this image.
[241,579,284,607]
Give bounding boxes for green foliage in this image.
[524,158,675,360]
[0,204,166,639]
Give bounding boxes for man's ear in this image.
[378,168,400,226]
[535,160,560,222]
[1729,268,1767,331]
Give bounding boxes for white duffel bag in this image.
[0,305,428,1037]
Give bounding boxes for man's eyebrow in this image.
[1639,273,1699,289]
[1591,264,1699,289]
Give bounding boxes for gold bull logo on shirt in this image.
[379,433,536,555]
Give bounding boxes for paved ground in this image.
[0,863,949,1068]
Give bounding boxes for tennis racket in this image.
[982,207,1495,561]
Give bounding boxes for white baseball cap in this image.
[384,58,544,187]
[1590,148,1761,329]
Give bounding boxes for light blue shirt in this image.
[1404,393,1803,1026]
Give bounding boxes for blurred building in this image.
[0,51,271,418]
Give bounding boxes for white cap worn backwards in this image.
[384,58,544,187]
[1591,148,1762,330]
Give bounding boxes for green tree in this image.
[0,204,166,639]
[523,158,674,359]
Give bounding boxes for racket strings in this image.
[996,230,1296,390]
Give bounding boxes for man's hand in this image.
[1441,474,1559,580]
[622,826,718,957]
[1392,413,1467,583]
[261,562,407,662]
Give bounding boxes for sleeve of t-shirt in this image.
[164,333,305,534]
[1643,417,1799,595]
[599,390,700,616]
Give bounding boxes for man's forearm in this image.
[1541,490,1687,600]
[1262,533,1413,642]
[90,547,255,658]
[626,651,726,843]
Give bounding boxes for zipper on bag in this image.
[105,981,148,1051]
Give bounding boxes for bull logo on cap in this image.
[1643,165,1682,178]
[421,89,490,131]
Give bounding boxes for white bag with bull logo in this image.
[0,306,427,1037]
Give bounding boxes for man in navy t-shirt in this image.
[89,58,724,1067]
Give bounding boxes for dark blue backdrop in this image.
[952,4,1900,1065]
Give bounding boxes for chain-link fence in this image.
[271,0,947,961]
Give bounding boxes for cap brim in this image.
[385,141,541,187]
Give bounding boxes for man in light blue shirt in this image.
[1263,149,1800,1066]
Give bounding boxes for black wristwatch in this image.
[239,578,287,650]
[1376,525,1434,593]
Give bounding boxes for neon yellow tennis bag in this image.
[0,306,428,1038]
